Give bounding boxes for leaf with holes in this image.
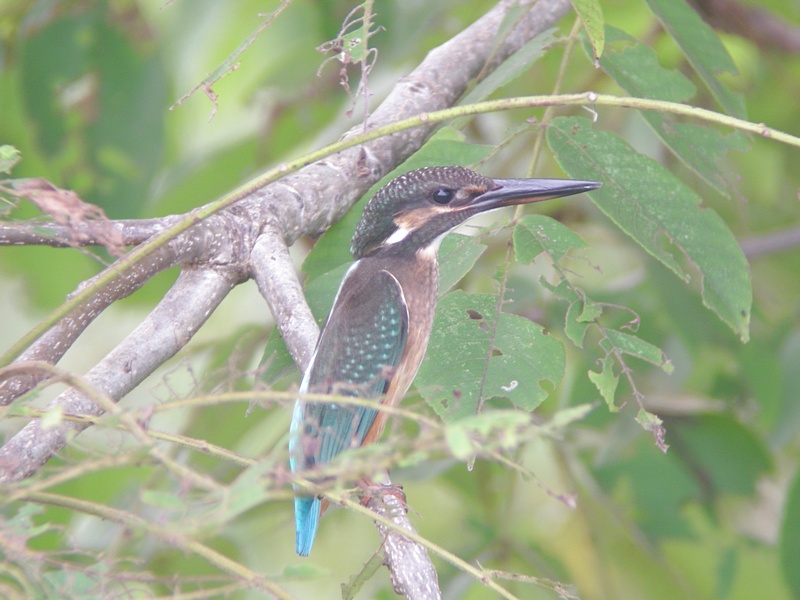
[548,116,752,342]
[540,277,601,348]
[588,354,620,412]
[589,26,747,197]
[416,290,564,421]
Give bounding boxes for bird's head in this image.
[350,166,600,259]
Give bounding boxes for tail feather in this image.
[294,495,321,557]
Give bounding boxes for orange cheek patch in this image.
[393,206,449,231]
[461,183,489,197]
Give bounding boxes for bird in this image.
[289,165,600,556]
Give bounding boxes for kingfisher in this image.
[289,166,600,556]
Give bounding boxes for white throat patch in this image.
[384,226,412,246]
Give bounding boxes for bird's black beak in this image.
[465,178,601,212]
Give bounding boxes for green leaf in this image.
[571,0,605,61]
[140,490,185,510]
[602,329,673,373]
[596,26,696,103]
[564,297,589,348]
[438,233,487,293]
[259,327,299,385]
[588,354,620,411]
[0,145,21,174]
[445,411,532,460]
[547,116,752,341]
[592,27,748,197]
[564,298,591,347]
[540,277,601,348]
[781,468,800,598]
[513,214,586,264]
[579,298,603,322]
[643,0,746,118]
[417,291,564,421]
[670,414,773,495]
[460,28,559,105]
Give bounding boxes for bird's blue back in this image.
[289,266,408,556]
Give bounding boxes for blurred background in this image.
[1,0,799,598]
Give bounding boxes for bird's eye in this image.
[432,189,454,204]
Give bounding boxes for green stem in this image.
[4,92,795,365]
[25,491,294,599]
[335,493,520,600]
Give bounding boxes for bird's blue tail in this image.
[295,495,321,556]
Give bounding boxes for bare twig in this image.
[170,0,294,119]
[740,225,800,258]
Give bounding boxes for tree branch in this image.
[0,266,239,481]
[370,486,443,599]
[251,225,319,372]
[0,216,183,248]
[0,246,183,405]
[690,0,800,54]
[740,225,800,258]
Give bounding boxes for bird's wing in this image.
[291,266,409,471]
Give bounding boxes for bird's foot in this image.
[360,481,408,512]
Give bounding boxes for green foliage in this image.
[781,470,800,598]
[513,214,586,263]
[416,290,565,420]
[643,0,746,117]
[570,0,605,61]
[594,26,749,196]
[548,116,752,340]
[16,3,167,218]
[2,0,800,598]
